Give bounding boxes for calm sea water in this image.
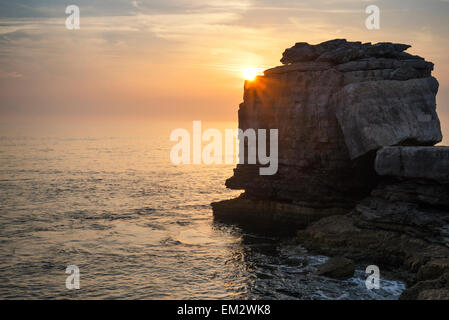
[0,130,405,299]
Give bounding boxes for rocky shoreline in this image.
[212,39,449,299]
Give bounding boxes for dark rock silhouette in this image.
[212,39,449,299]
[316,257,355,280]
[375,146,449,182]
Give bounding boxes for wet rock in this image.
[417,259,449,281]
[298,214,449,270]
[417,289,449,300]
[316,257,355,279]
[400,272,449,300]
[297,213,449,299]
[283,257,307,267]
[212,195,347,230]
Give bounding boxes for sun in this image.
[242,67,262,81]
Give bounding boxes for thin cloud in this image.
[0,71,23,78]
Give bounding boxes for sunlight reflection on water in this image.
[0,133,405,299]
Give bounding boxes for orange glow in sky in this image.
[241,67,263,81]
[0,1,448,143]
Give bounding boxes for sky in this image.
[0,0,448,142]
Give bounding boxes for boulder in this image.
[417,289,449,300]
[316,257,355,279]
[400,272,449,300]
[418,259,449,281]
[334,77,442,159]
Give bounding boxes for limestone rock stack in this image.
[212,40,449,299]
[213,39,443,227]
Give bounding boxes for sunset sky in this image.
[0,0,448,143]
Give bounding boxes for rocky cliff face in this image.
[213,39,442,225]
[212,39,449,299]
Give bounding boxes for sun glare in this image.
[242,67,262,81]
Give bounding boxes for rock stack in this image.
[212,39,449,299]
[213,39,442,225]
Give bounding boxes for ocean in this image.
[0,125,405,299]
